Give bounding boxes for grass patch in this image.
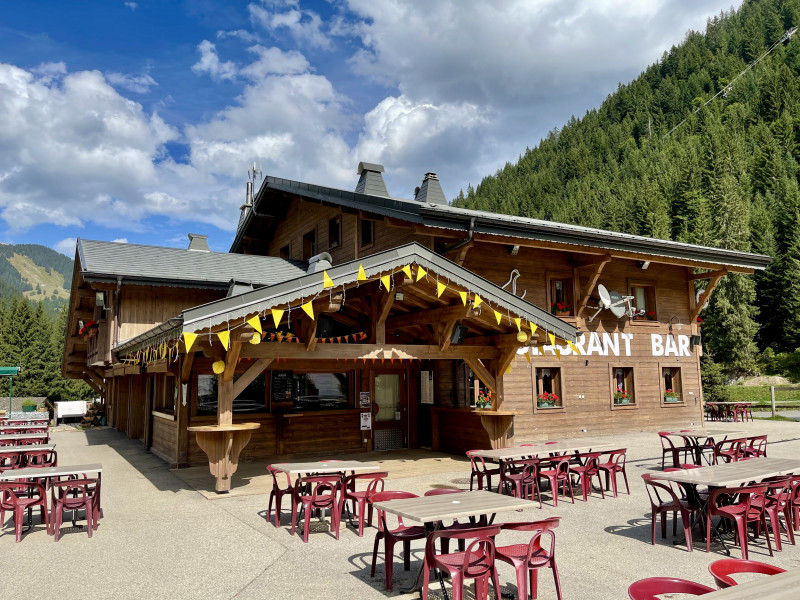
[754,414,796,421]
[725,384,800,408]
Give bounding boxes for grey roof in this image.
[114,242,576,355]
[232,176,771,271]
[78,239,307,288]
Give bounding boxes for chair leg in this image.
[552,562,564,600]
[266,491,274,525]
[514,565,528,600]
[622,468,630,494]
[681,509,693,552]
[302,506,311,543]
[422,559,431,600]
[370,532,381,578]
[290,500,298,536]
[651,511,657,545]
[385,538,396,591]
[403,539,411,570]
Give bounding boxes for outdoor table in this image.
[0,424,49,432]
[270,460,380,475]
[700,567,799,598]
[469,440,615,462]
[372,490,539,594]
[0,433,49,445]
[0,443,56,457]
[660,429,746,465]
[650,457,800,554]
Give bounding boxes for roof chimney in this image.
[413,172,447,205]
[187,233,210,252]
[355,162,389,197]
[307,252,333,274]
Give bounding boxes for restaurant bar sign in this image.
[542,333,692,358]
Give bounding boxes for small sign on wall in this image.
[360,412,372,430]
[359,391,371,408]
[420,370,434,404]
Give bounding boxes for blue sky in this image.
[0,0,740,255]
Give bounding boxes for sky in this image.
[0,0,742,255]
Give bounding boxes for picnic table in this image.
[0,443,55,454]
[372,490,538,593]
[700,567,799,598]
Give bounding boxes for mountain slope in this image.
[0,243,73,308]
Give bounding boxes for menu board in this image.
[271,370,294,412]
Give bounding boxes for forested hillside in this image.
[0,243,72,316]
[455,0,800,377]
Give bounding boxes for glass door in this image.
[373,373,406,450]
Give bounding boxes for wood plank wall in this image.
[118,286,220,342]
[151,415,178,465]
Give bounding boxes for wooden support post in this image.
[232,358,273,399]
[691,273,724,322]
[771,386,776,418]
[577,255,611,316]
[464,358,496,394]
[181,352,194,384]
[375,291,394,345]
[218,341,242,426]
[439,319,458,351]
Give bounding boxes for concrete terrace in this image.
[2,421,800,599]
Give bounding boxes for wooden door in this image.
[372,372,407,450]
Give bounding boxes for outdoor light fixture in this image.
[395,291,404,301]
[668,316,682,334]
[450,324,468,345]
[638,260,650,270]
[690,334,701,347]
[95,291,105,308]
[509,245,520,256]
[516,331,528,343]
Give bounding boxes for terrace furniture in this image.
[499,458,542,506]
[266,465,292,527]
[792,476,800,532]
[706,483,772,560]
[495,518,563,600]
[421,525,502,600]
[0,480,48,542]
[0,433,48,446]
[695,568,800,598]
[757,476,795,551]
[628,577,714,599]
[658,432,692,469]
[289,474,341,543]
[23,449,57,468]
[713,438,747,465]
[422,489,473,553]
[744,435,768,458]
[370,490,427,592]
[708,558,786,589]
[570,452,605,502]
[339,471,388,537]
[0,450,23,473]
[642,473,697,552]
[50,478,96,541]
[466,450,500,492]
[598,448,629,496]
[539,456,574,506]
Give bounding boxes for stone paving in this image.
[2,420,800,599]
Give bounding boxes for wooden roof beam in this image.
[577,255,612,317]
[387,303,474,330]
[692,273,724,322]
[688,268,728,281]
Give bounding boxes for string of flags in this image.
[121,260,576,367]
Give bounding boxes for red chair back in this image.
[628,577,714,599]
[23,449,57,468]
[641,473,681,509]
[425,525,502,579]
[500,517,560,566]
[709,558,786,588]
[370,490,418,531]
[424,488,463,497]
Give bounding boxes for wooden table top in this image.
[0,433,48,441]
[187,423,261,433]
[0,443,55,453]
[0,416,49,421]
[0,463,103,480]
[661,428,746,438]
[700,568,799,598]
[0,424,49,431]
[470,440,616,461]
[650,457,800,488]
[271,460,380,475]
[372,490,537,523]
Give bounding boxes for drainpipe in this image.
[442,217,476,255]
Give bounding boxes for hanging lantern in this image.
[212,360,225,374]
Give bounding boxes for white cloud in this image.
[217,29,260,43]
[105,72,157,93]
[124,2,137,11]
[240,45,310,80]
[111,237,128,244]
[249,2,332,50]
[191,40,238,81]
[54,237,77,256]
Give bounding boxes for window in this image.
[547,273,574,316]
[535,367,562,409]
[195,373,267,416]
[630,282,657,321]
[279,244,290,259]
[360,218,374,248]
[662,366,683,404]
[610,366,635,407]
[197,374,218,416]
[328,217,341,249]
[302,229,316,260]
[154,375,176,414]
[270,371,352,412]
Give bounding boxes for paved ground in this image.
[2,421,800,599]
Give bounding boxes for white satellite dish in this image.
[696,288,709,311]
[588,284,641,322]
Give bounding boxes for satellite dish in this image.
[696,288,709,311]
[597,284,612,307]
[608,290,627,318]
[588,284,640,322]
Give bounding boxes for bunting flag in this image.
[506,363,513,374]
[416,266,427,282]
[301,301,315,320]
[212,360,225,374]
[217,330,231,350]
[357,264,367,281]
[402,264,413,279]
[547,332,556,347]
[473,294,483,308]
[437,281,446,298]
[459,291,468,305]
[247,315,262,334]
[271,308,285,328]
[530,322,538,336]
[554,348,562,360]
[525,351,531,364]
[494,309,502,325]
[250,332,261,345]
[182,332,197,353]
[380,274,391,290]
[514,317,521,332]
[323,271,335,289]
[536,345,544,355]
[567,341,581,355]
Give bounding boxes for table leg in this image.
[399,521,438,596]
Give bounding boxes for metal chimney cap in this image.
[187,233,210,252]
[307,252,333,273]
[357,162,385,175]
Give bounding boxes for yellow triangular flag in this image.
[402,265,413,279]
[271,308,285,328]
[381,274,391,290]
[548,332,556,348]
[182,332,197,353]
[555,348,561,359]
[323,271,334,289]
[247,315,262,334]
[459,291,467,305]
[525,351,531,364]
[506,363,513,374]
[537,345,544,355]
[416,266,427,282]
[357,264,367,281]
[530,322,538,336]
[514,317,521,332]
[301,300,315,320]
[217,330,230,350]
[494,310,502,325]
[474,294,482,308]
[437,281,446,298]
[567,341,581,355]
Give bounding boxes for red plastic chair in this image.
[791,476,800,532]
[338,471,388,537]
[598,448,629,497]
[23,449,57,468]
[641,473,696,551]
[499,458,542,507]
[495,517,562,600]
[658,432,692,469]
[755,476,795,551]
[570,452,605,502]
[628,577,714,599]
[370,491,426,592]
[0,481,48,542]
[708,558,786,588]
[266,465,292,527]
[0,451,22,473]
[466,450,500,492]
[713,438,746,464]
[743,435,768,458]
[539,455,574,506]
[50,478,96,541]
[289,474,341,543]
[706,484,772,560]
[422,524,502,600]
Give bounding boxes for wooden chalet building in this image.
[63,163,770,492]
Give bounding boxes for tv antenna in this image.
[587,284,643,322]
